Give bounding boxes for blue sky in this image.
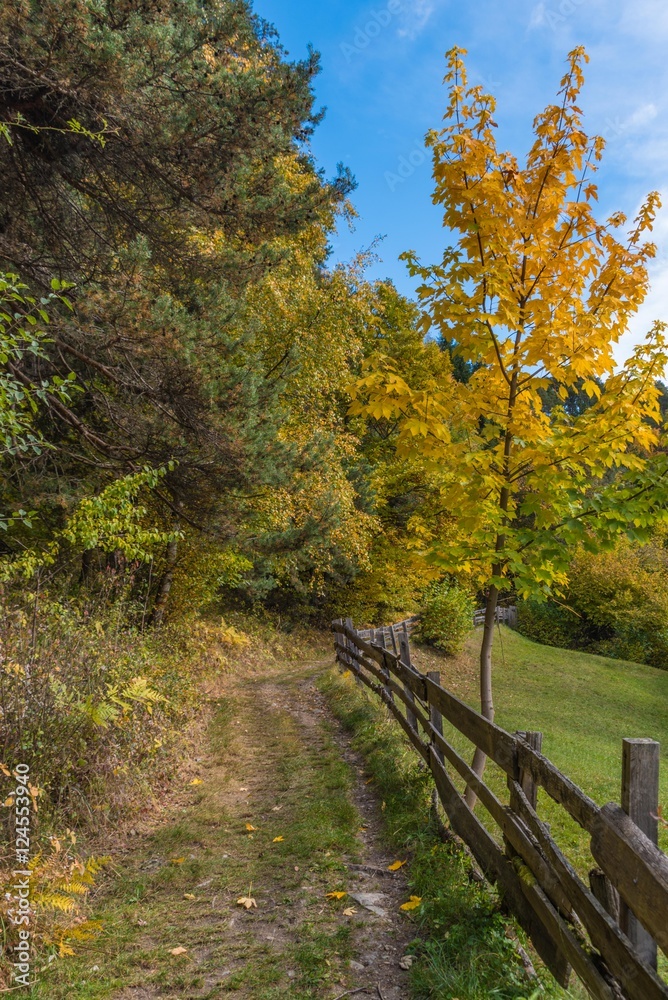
[255,0,668,359]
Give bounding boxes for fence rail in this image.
[332,616,668,1000]
[473,604,518,628]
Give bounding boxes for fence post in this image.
[514,731,542,809]
[427,671,444,763]
[506,732,543,857]
[399,631,418,732]
[375,628,393,703]
[620,737,660,970]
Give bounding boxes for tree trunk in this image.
[150,537,178,627]
[464,583,499,808]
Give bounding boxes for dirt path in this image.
[37,649,418,1000]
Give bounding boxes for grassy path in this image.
[31,648,416,999]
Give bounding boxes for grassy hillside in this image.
[410,626,668,859]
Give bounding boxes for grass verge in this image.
[319,666,568,1000]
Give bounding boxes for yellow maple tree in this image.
[350,46,668,794]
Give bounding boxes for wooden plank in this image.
[620,738,660,969]
[589,869,620,924]
[516,882,617,1000]
[399,632,418,731]
[338,647,431,764]
[427,671,444,764]
[338,623,428,699]
[516,739,599,832]
[591,803,668,959]
[428,747,579,989]
[384,692,431,764]
[513,784,668,1000]
[425,675,518,778]
[428,725,574,918]
[333,640,386,688]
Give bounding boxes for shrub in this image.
[516,598,583,650]
[415,580,475,655]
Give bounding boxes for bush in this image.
[516,598,583,650]
[415,580,475,655]
[517,539,668,669]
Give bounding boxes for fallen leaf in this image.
[183,893,196,900]
[388,860,407,871]
[189,778,203,786]
[381,801,387,811]
[237,895,257,909]
[364,777,374,784]
[399,955,414,970]
[343,906,357,916]
[170,946,188,956]
[0,763,11,777]
[272,836,284,843]
[239,786,248,791]
[135,919,148,927]
[271,805,282,811]
[170,857,185,865]
[3,796,13,807]
[400,896,422,912]
[325,891,347,900]
[245,823,257,832]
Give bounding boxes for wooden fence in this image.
[332,616,668,1000]
[473,604,518,628]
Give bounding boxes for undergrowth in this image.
[319,666,567,1000]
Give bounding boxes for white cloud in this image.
[616,190,668,365]
[397,0,436,40]
[528,3,547,29]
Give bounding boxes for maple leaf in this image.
[189,778,203,786]
[170,857,185,865]
[0,762,11,777]
[170,946,188,956]
[343,906,357,916]
[272,836,284,843]
[400,896,422,911]
[183,893,196,900]
[245,823,257,832]
[388,860,407,871]
[237,895,257,909]
[325,891,347,900]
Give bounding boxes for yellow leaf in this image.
[189,778,203,786]
[400,896,422,911]
[183,893,196,900]
[3,796,14,807]
[0,762,11,777]
[170,857,185,865]
[245,823,257,832]
[381,801,387,811]
[388,860,407,871]
[325,891,347,900]
[170,946,188,956]
[272,836,284,843]
[343,906,357,916]
[237,895,257,909]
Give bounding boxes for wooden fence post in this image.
[399,631,418,732]
[506,732,543,860]
[513,731,542,809]
[427,671,444,763]
[620,737,660,970]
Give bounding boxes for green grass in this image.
[319,667,566,1000]
[407,627,668,991]
[411,627,668,859]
